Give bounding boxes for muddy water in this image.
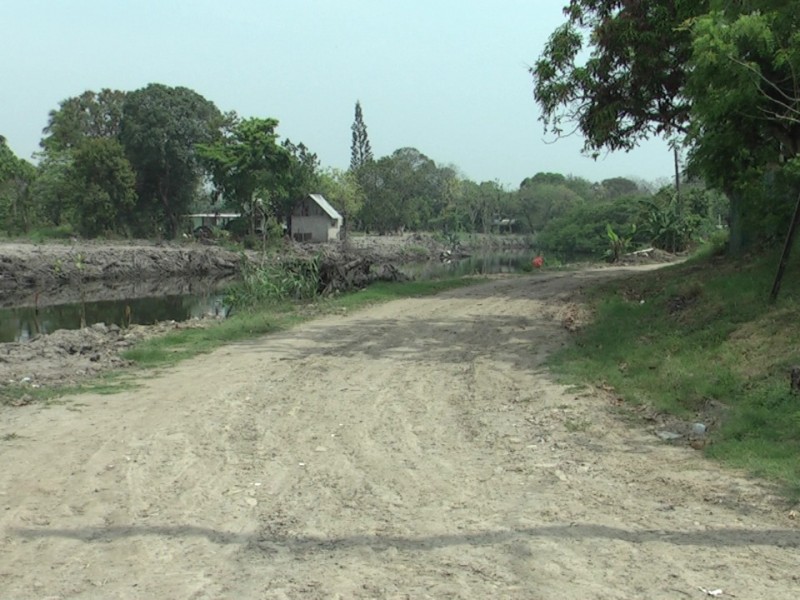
[401,251,532,279]
[0,278,232,343]
[0,253,531,343]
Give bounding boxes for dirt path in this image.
[1,268,797,599]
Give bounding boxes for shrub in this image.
[225,255,321,308]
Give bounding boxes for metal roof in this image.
[308,194,342,222]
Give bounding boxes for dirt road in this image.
[1,268,797,599]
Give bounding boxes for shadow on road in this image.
[11,523,800,551]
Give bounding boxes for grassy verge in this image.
[549,246,800,499]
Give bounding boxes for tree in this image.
[120,84,222,237]
[517,179,583,233]
[686,6,800,253]
[279,139,321,233]
[531,1,800,255]
[563,175,599,201]
[520,172,566,188]
[350,101,373,172]
[359,147,440,234]
[686,4,800,297]
[199,116,290,236]
[0,136,37,234]
[29,151,73,227]
[539,197,644,259]
[317,168,365,240]
[599,177,642,200]
[40,89,126,153]
[532,1,702,155]
[66,138,137,237]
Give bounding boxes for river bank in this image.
[0,234,535,400]
[0,233,533,308]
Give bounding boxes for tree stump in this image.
[791,366,800,395]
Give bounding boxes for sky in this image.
[1,0,675,189]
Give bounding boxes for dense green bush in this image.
[225,256,321,308]
[538,198,646,259]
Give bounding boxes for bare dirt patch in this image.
[0,266,797,599]
[0,320,215,399]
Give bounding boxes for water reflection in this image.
[1,254,531,343]
[0,280,231,344]
[401,252,531,279]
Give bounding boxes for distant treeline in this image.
[1,85,726,258]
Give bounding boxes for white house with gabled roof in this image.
[291,193,342,242]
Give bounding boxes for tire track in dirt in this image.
[0,267,798,599]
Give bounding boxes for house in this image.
[291,194,342,243]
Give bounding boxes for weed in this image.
[564,418,592,432]
[225,256,321,308]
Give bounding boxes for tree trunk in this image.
[769,190,800,301]
[726,189,745,256]
[790,366,800,394]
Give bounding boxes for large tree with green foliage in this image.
[517,177,584,233]
[40,89,126,153]
[532,0,800,258]
[686,6,800,253]
[0,136,37,234]
[317,168,365,240]
[359,147,444,234]
[450,180,493,233]
[539,197,645,259]
[532,1,702,155]
[29,151,72,227]
[531,0,800,257]
[199,116,290,236]
[278,139,321,232]
[65,138,137,237]
[120,84,222,237]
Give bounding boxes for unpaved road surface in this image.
[1,268,798,599]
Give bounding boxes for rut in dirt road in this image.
[0,268,798,599]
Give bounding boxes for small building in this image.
[291,194,342,243]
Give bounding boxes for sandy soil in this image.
[0,267,797,599]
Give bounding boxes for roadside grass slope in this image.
[549,245,800,499]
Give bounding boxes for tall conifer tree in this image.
[350,101,373,171]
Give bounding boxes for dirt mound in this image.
[0,241,241,298]
[0,319,214,401]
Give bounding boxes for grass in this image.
[548,243,800,499]
[564,417,593,432]
[0,371,138,407]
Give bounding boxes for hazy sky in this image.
[2,1,675,188]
